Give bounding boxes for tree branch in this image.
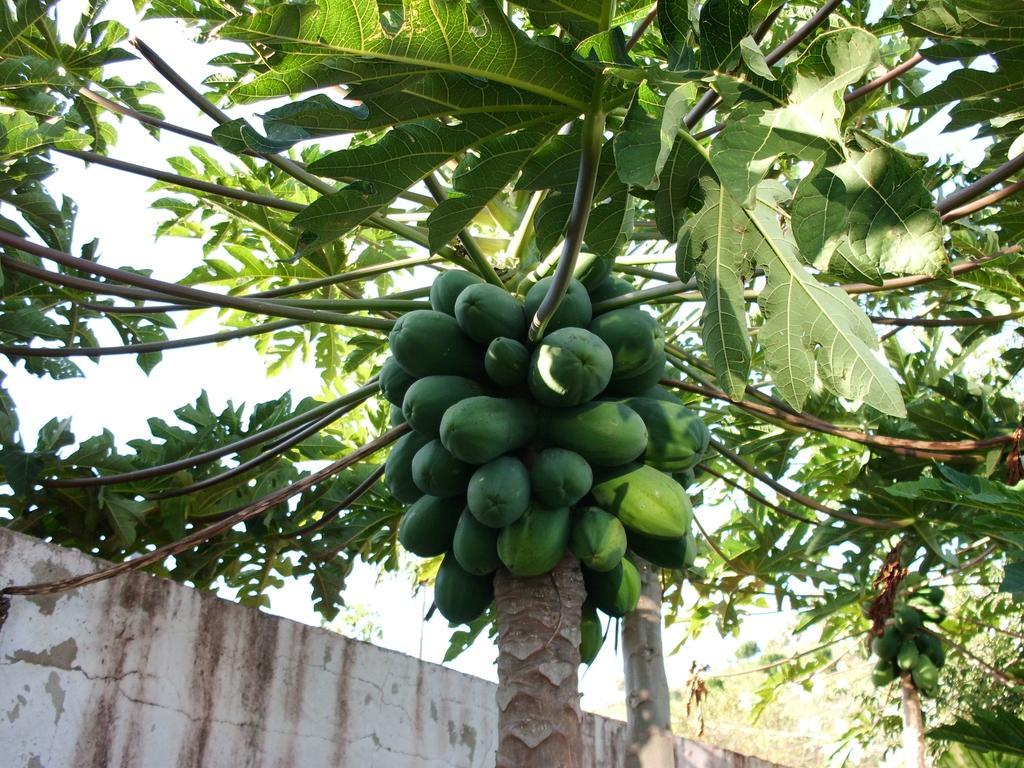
[0,318,300,359]
[663,377,1001,458]
[940,179,1024,223]
[1,424,409,598]
[289,465,386,540]
[624,4,658,52]
[44,380,380,488]
[0,231,395,330]
[937,152,1024,216]
[146,393,370,500]
[869,311,1024,327]
[844,52,925,103]
[697,462,819,525]
[707,437,904,529]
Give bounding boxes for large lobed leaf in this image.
[222,0,597,107]
[678,173,906,416]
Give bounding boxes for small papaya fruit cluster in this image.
[379,267,708,655]
[870,586,946,695]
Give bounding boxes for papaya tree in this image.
[2,0,1023,766]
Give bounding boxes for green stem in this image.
[528,87,606,340]
[424,174,505,287]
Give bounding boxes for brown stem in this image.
[940,179,1024,223]
[621,555,675,768]
[78,86,226,147]
[937,153,1024,215]
[0,319,299,358]
[662,379,1003,458]
[844,52,925,103]
[56,148,304,212]
[0,424,409,597]
[494,553,584,768]
[697,462,818,525]
[0,231,394,330]
[624,5,658,52]
[45,382,376,489]
[295,465,386,542]
[707,437,903,529]
[870,311,1024,327]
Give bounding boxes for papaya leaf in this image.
[0,110,91,161]
[679,174,906,416]
[222,0,596,108]
[709,28,880,207]
[791,147,948,282]
[930,710,1024,758]
[697,0,749,71]
[613,82,692,189]
[426,126,556,253]
[295,113,561,248]
[260,75,571,142]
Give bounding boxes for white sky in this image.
[0,0,997,734]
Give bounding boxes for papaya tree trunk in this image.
[622,556,676,768]
[900,673,928,768]
[494,552,584,768]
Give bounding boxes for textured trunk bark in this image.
[901,673,928,768]
[622,556,675,768]
[494,553,585,768]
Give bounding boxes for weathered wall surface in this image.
[0,529,780,768]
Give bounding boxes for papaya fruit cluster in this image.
[870,586,946,695]
[379,267,708,652]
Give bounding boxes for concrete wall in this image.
[0,529,781,768]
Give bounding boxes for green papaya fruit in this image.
[914,633,946,668]
[530,448,593,507]
[466,455,531,527]
[914,586,945,605]
[583,559,640,617]
[402,375,486,437]
[389,405,407,427]
[589,275,635,303]
[872,625,903,662]
[627,529,688,569]
[580,602,604,665]
[398,495,462,557]
[637,385,680,403]
[411,439,474,497]
[485,337,531,387]
[605,349,668,395]
[894,605,923,633]
[440,396,537,464]
[523,276,592,332]
[684,528,698,567]
[454,283,526,344]
[588,308,664,383]
[574,253,614,290]
[453,511,502,575]
[872,658,897,687]
[430,269,485,315]
[570,507,627,572]
[380,356,417,407]
[915,603,946,624]
[538,401,648,466]
[897,641,920,671]
[623,396,710,472]
[528,327,613,407]
[385,431,432,504]
[911,654,939,691]
[591,463,692,539]
[434,552,493,624]
[389,310,484,380]
[497,503,571,577]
